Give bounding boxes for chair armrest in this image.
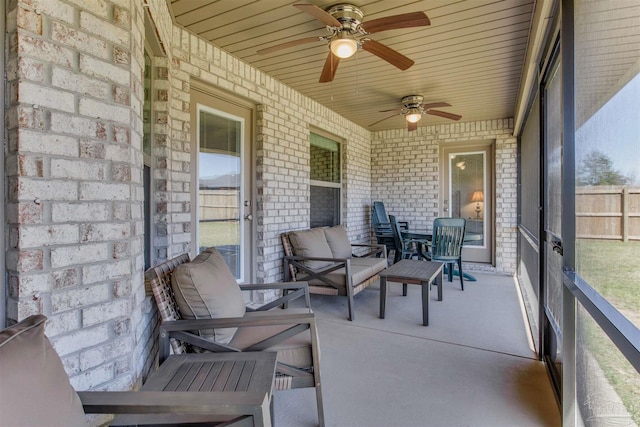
[351,243,387,258]
[283,256,349,279]
[403,238,429,245]
[161,311,316,332]
[79,391,269,417]
[376,221,408,231]
[240,281,311,310]
[239,281,309,292]
[158,312,316,362]
[403,238,430,259]
[284,255,349,263]
[351,244,384,249]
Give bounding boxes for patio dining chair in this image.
[389,215,427,264]
[426,217,466,290]
[372,201,409,257]
[147,247,325,427]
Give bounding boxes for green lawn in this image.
[576,240,640,319]
[576,239,640,424]
[199,221,239,247]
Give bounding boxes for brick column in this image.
[5,0,148,400]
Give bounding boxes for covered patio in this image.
[2,0,639,426]
[275,272,559,426]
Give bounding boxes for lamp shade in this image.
[405,108,422,123]
[471,191,484,203]
[330,33,358,58]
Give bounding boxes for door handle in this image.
[551,241,563,256]
[244,214,253,221]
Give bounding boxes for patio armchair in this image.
[147,247,325,427]
[0,314,273,426]
[426,217,466,290]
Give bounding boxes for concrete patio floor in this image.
[275,271,561,427]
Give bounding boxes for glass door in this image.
[191,87,254,283]
[442,143,493,263]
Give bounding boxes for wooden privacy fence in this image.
[199,189,239,221]
[576,186,640,241]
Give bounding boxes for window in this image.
[142,51,152,270]
[197,107,242,277]
[310,132,341,228]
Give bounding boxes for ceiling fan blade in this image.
[407,121,418,132]
[378,108,399,112]
[361,11,430,34]
[427,110,462,121]
[294,3,341,27]
[361,39,414,71]
[369,113,399,127]
[319,53,340,83]
[257,36,322,55]
[421,102,451,110]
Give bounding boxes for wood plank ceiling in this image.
[169,0,535,131]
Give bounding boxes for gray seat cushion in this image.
[0,314,86,426]
[228,309,313,368]
[350,256,387,275]
[323,225,352,259]
[307,263,373,290]
[171,247,246,344]
[288,228,334,270]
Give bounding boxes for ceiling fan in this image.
[256,3,430,83]
[369,95,462,131]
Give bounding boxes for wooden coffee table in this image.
[379,260,444,326]
[111,352,278,426]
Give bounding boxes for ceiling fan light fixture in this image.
[330,33,358,58]
[405,108,422,123]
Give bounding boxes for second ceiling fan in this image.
[370,95,462,131]
[257,3,430,83]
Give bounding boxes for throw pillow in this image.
[288,228,334,270]
[0,314,86,426]
[324,225,353,259]
[171,247,246,344]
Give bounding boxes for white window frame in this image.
[309,130,343,226]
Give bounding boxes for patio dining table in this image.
[401,230,481,281]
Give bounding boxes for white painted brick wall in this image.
[52,203,111,222]
[17,224,79,248]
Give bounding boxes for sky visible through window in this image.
[576,74,640,185]
[199,153,240,179]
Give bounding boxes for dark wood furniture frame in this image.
[379,259,444,326]
[85,352,278,426]
[282,232,387,321]
[145,254,325,427]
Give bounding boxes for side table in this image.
[112,352,278,426]
[379,260,444,326]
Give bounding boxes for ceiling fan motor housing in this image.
[401,95,424,109]
[327,4,364,33]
